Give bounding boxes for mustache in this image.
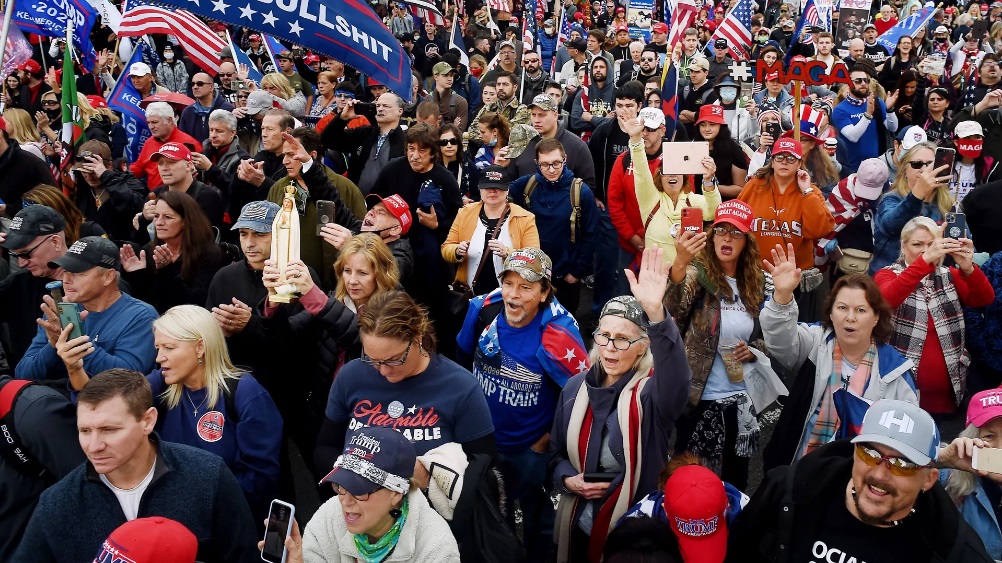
[864,477,898,496]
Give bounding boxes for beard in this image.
[853,478,904,527]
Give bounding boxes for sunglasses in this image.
[907,160,933,169]
[641,57,657,62]
[852,77,871,84]
[41,100,60,106]
[237,94,248,99]
[855,444,923,476]
[191,81,211,87]
[439,138,460,146]
[11,235,55,260]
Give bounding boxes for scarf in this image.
[887,261,968,404]
[688,393,761,475]
[804,341,876,457]
[353,495,409,563]
[814,176,871,267]
[555,371,649,563]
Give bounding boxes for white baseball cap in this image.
[129,62,152,77]
[639,107,666,129]
[897,125,927,151]
[955,120,984,138]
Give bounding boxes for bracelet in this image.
[628,140,643,149]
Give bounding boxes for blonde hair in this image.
[944,424,980,501]
[2,108,40,143]
[891,142,954,218]
[261,73,295,100]
[898,216,941,264]
[153,305,243,410]
[334,233,400,305]
[76,93,96,128]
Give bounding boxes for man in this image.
[698,21,717,50]
[15,236,159,381]
[571,56,615,135]
[367,77,389,101]
[507,94,597,192]
[862,24,890,67]
[130,102,203,190]
[126,62,162,99]
[607,107,665,294]
[619,46,661,87]
[508,138,599,315]
[770,19,795,50]
[191,110,251,223]
[276,50,313,109]
[812,32,841,73]
[616,40,644,84]
[875,4,898,34]
[469,72,530,143]
[679,28,701,79]
[539,18,560,73]
[752,71,795,124]
[178,73,234,145]
[5,59,50,117]
[423,62,469,129]
[321,193,414,287]
[708,39,735,82]
[959,54,1002,110]
[243,34,270,74]
[845,38,867,71]
[520,51,548,104]
[457,247,587,560]
[322,94,407,194]
[13,369,259,562]
[216,62,241,105]
[586,29,614,68]
[679,57,716,136]
[144,142,225,230]
[610,24,632,61]
[832,62,898,173]
[482,40,520,86]
[232,108,296,207]
[727,399,993,563]
[649,21,669,54]
[389,4,414,37]
[545,81,571,128]
[0,116,54,216]
[415,20,446,79]
[596,0,617,29]
[416,101,441,125]
[558,38,590,85]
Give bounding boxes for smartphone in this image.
[231,79,247,90]
[354,102,376,114]
[316,200,335,235]
[583,472,618,482]
[681,207,703,235]
[934,147,956,174]
[945,211,969,239]
[261,499,296,563]
[764,122,782,142]
[56,302,84,341]
[972,447,1002,474]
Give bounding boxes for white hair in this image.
[145,102,175,122]
[208,109,237,131]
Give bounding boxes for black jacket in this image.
[202,140,252,220]
[727,440,994,563]
[0,272,55,375]
[0,140,56,216]
[319,107,407,189]
[151,180,225,232]
[124,243,226,314]
[75,169,147,242]
[588,118,632,202]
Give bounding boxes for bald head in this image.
[191,72,215,103]
[849,38,865,58]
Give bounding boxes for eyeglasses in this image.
[852,77,871,85]
[907,160,933,169]
[331,483,379,501]
[641,57,657,62]
[41,100,59,106]
[335,92,355,100]
[11,235,54,260]
[439,138,460,146]
[361,339,414,368]
[537,160,566,171]
[854,444,924,476]
[712,226,747,238]
[772,154,801,164]
[593,331,646,350]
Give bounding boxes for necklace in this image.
[185,389,207,417]
[91,187,105,210]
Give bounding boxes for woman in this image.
[916,86,954,147]
[22,184,106,243]
[645,90,661,109]
[875,216,994,416]
[952,120,992,203]
[469,54,487,80]
[442,164,539,296]
[666,200,767,490]
[62,305,283,517]
[35,91,62,144]
[912,25,931,58]
[760,243,918,470]
[120,191,225,313]
[872,141,953,273]
[256,72,307,118]
[748,110,841,195]
[3,108,46,161]
[693,104,748,198]
[439,124,477,201]
[893,70,919,126]
[310,70,339,118]
[623,115,720,264]
[551,246,690,563]
[877,35,916,91]
[474,112,510,170]
[313,289,496,485]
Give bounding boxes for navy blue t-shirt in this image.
[326,354,495,454]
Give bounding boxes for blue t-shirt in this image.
[325,355,495,454]
[832,97,886,173]
[473,316,565,453]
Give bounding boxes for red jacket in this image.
[607,149,661,253]
[129,127,203,190]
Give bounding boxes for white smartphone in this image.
[261,499,296,563]
[971,447,1002,474]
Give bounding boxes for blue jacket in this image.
[13,435,259,563]
[148,371,283,516]
[452,71,482,124]
[15,293,158,381]
[178,93,234,145]
[938,470,1002,560]
[870,191,945,274]
[509,167,600,279]
[537,30,559,72]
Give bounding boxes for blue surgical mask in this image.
[720,87,738,103]
[488,136,498,147]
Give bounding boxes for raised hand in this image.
[320,223,352,250]
[119,245,147,272]
[763,243,801,304]
[619,115,644,140]
[624,245,668,322]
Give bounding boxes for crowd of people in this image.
[6,0,1002,561]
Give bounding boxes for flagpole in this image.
[0,0,14,112]
[793,80,802,142]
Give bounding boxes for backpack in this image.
[523,176,585,243]
[0,379,50,479]
[153,376,241,425]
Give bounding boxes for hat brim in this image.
[696,115,726,125]
[675,520,728,563]
[319,465,380,496]
[479,181,510,191]
[244,105,268,115]
[851,434,933,466]
[499,265,547,283]
[230,220,273,232]
[0,231,35,251]
[49,253,107,273]
[780,129,823,143]
[507,144,530,159]
[969,409,1002,428]
[711,217,751,233]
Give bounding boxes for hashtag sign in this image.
[729,61,751,82]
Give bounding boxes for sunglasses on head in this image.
[439,138,460,146]
[855,444,924,476]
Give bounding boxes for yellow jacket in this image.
[442,202,540,284]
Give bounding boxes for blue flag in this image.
[876,6,935,54]
[784,0,821,64]
[13,0,98,70]
[152,0,414,100]
[229,32,264,83]
[108,40,155,162]
[262,34,285,73]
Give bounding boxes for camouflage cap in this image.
[507,124,540,159]
[599,295,645,327]
[499,247,553,283]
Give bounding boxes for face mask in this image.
[164,51,174,60]
[487,136,498,147]
[45,108,61,121]
[957,138,984,158]
[757,35,768,43]
[471,67,484,78]
[719,87,737,103]
[545,27,555,33]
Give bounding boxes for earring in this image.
[197,357,203,365]
[389,508,402,518]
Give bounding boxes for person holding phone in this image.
[875,216,993,417]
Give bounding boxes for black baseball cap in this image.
[714,38,728,49]
[49,236,120,272]
[1,205,65,250]
[479,165,510,190]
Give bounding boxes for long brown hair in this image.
[24,184,86,244]
[821,274,894,344]
[694,229,765,315]
[804,143,840,188]
[152,191,214,282]
[477,111,511,147]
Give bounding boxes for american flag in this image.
[522,0,541,52]
[579,68,591,141]
[411,7,446,26]
[484,0,511,12]
[667,0,699,49]
[553,3,572,78]
[660,62,679,139]
[784,0,820,63]
[709,0,752,60]
[118,2,225,74]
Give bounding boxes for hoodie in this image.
[570,57,616,133]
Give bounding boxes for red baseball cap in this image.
[711,199,754,233]
[696,104,726,125]
[765,71,781,81]
[652,22,669,34]
[248,33,262,41]
[367,77,383,87]
[86,95,108,109]
[152,142,193,163]
[773,138,803,159]
[366,193,412,235]
[700,20,717,32]
[663,465,728,563]
[616,24,629,32]
[94,517,198,563]
[18,59,41,74]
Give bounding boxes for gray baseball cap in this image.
[852,399,940,466]
[231,201,281,232]
[2,205,66,250]
[499,247,553,283]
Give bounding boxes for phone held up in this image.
[316,200,336,236]
[56,302,84,341]
[261,499,296,563]
[681,207,703,236]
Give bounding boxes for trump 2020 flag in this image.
[153,0,414,100]
[12,0,98,70]
[876,6,935,54]
[108,39,155,162]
